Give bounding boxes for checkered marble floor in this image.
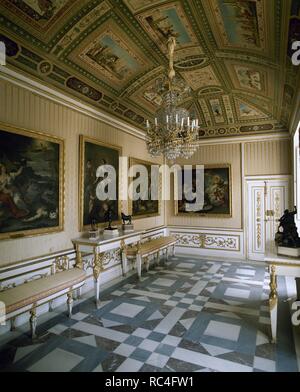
[0,257,299,372]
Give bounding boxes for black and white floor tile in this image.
[0,257,299,372]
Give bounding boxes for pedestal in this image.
[122,224,134,232]
[278,246,300,257]
[103,228,119,237]
[89,230,99,240]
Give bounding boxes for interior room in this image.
[0,0,299,374]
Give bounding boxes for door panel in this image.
[246,179,290,261]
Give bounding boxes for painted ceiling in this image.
[0,0,299,138]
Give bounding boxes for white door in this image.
[246,178,290,261]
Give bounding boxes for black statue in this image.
[121,212,132,225]
[91,219,97,231]
[275,206,300,248]
[104,205,114,230]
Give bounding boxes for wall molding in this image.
[168,226,245,259]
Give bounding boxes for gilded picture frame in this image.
[0,122,64,240]
[174,164,232,218]
[79,135,122,231]
[128,157,161,219]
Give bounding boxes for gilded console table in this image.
[265,249,300,343]
[72,230,143,306]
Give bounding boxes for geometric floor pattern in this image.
[0,257,299,372]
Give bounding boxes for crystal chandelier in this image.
[145,34,200,160]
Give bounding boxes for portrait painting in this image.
[79,136,121,230]
[129,158,160,219]
[175,165,231,217]
[0,123,64,240]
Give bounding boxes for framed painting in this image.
[128,157,161,219]
[175,164,232,217]
[79,136,121,230]
[0,123,64,240]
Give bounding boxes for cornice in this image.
[0,66,146,141]
[0,66,291,146]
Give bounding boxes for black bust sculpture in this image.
[275,206,300,248]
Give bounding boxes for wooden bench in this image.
[0,256,86,339]
[125,236,177,280]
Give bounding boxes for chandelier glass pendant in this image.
[145,35,200,160]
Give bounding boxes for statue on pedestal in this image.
[104,205,114,230]
[275,207,300,248]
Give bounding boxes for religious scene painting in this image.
[80,136,121,230]
[129,158,160,219]
[176,165,231,216]
[0,124,64,240]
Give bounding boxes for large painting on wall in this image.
[79,136,121,230]
[129,157,160,219]
[175,165,232,217]
[0,123,64,240]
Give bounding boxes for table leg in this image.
[120,240,127,277]
[75,244,84,269]
[136,254,142,281]
[93,251,103,308]
[269,265,278,343]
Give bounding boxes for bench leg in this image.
[136,254,142,281]
[94,278,101,307]
[10,317,16,332]
[156,252,160,267]
[49,301,54,312]
[145,256,150,273]
[77,287,82,300]
[121,252,127,277]
[172,245,176,257]
[30,305,37,340]
[67,291,73,318]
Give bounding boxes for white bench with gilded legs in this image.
[125,236,177,280]
[0,257,86,339]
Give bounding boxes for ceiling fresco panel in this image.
[0,0,85,41]
[0,0,297,136]
[181,65,221,90]
[202,0,271,55]
[67,19,152,90]
[136,1,201,53]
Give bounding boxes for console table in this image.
[265,248,300,343]
[72,230,143,306]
